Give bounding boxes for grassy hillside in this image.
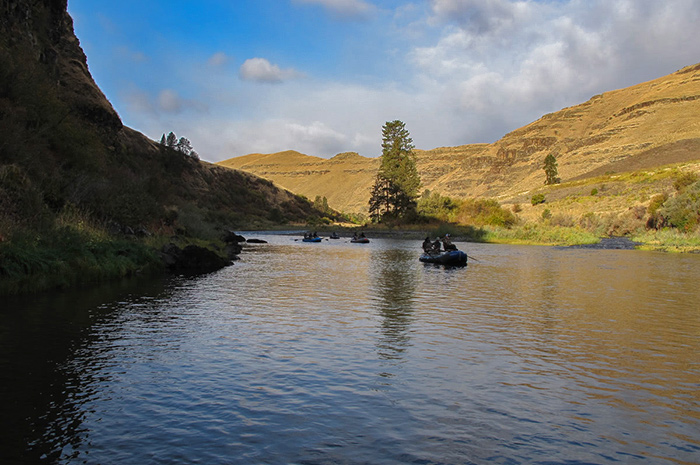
[219,151,380,214]
[219,63,700,216]
[0,0,322,294]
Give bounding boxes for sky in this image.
[67,0,700,162]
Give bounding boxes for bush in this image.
[647,193,668,215]
[417,191,458,221]
[549,213,574,227]
[659,180,700,232]
[606,206,648,236]
[531,193,546,205]
[456,198,517,228]
[673,171,699,192]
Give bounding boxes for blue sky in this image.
[68,0,700,162]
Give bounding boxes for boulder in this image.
[223,230,246,243]
[160,243,232,273]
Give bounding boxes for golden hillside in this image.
[219,63,700,214]
[219,150,380,214]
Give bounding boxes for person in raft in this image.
[442,234,457,251]
[422,236,433,253]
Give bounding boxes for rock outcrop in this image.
[160,243,232,274]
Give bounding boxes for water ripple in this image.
[2,236,699,464]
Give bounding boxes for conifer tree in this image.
[166,132,178,148]
[543,153,560,185]
[368,120,420,221]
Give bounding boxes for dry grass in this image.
[217,64,700,221]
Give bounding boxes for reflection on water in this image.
[370,247,417,361]
[1,235,699,464]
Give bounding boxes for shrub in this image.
[673,171,699,192]
[456,198,517,228]
[648,193,668,215]
[541,209,552,220]
[549,213,574,227]
[417,191,458,222]
[531,193,546,205]
[606,206,648,236]
[659,180,700,232]
[590,188,598,196]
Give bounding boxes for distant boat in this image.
[419,250,467,266]
[329,232,340,239]
[350,237,369,243]
[302,236,322,242]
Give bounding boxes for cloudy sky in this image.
[68,0,700,162]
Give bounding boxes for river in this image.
[1,234,699,464]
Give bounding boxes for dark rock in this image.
[565,237,641,250]
[223,230,246,243]
[224,244,242,260]
[246,238,268,243]
[160,243,231,273]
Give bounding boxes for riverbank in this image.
[305,222,700,252]
[0,229,242,296]
[0,229,162,296]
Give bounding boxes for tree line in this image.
[160,132,199,160]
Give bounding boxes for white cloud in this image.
[207,52,231,67]
[117,0,700,163]
[123,88,207,116]
[239,58,303,83]
[158,89,184,113]
[293,0,376,20]
[429,0,530,35]
[406,0,700,144]
[115,46,148,63]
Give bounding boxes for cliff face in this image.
[0,0,319,238]
[1,0,121,130]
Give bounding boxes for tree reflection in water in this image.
[368,248,417,362]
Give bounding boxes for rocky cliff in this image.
[0,0,319,238]
[1,0,121,130]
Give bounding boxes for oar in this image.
[466,254,481,262]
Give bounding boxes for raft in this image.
[419,250,467,265]
[350,237,370,243]
[302,237,322,243]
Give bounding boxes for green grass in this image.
[632,229,700,252]
[482,224,600,246]
[0,226,162,296]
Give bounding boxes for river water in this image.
[1,234,699,464]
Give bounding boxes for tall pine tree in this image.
[368,120,420,222]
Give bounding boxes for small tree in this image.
[161,132,199,159]
[543,153,560,185]
[531,193,546,205]
[165,132,178,148]
[176,137,194,156]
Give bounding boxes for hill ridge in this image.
[218,63,700,214]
